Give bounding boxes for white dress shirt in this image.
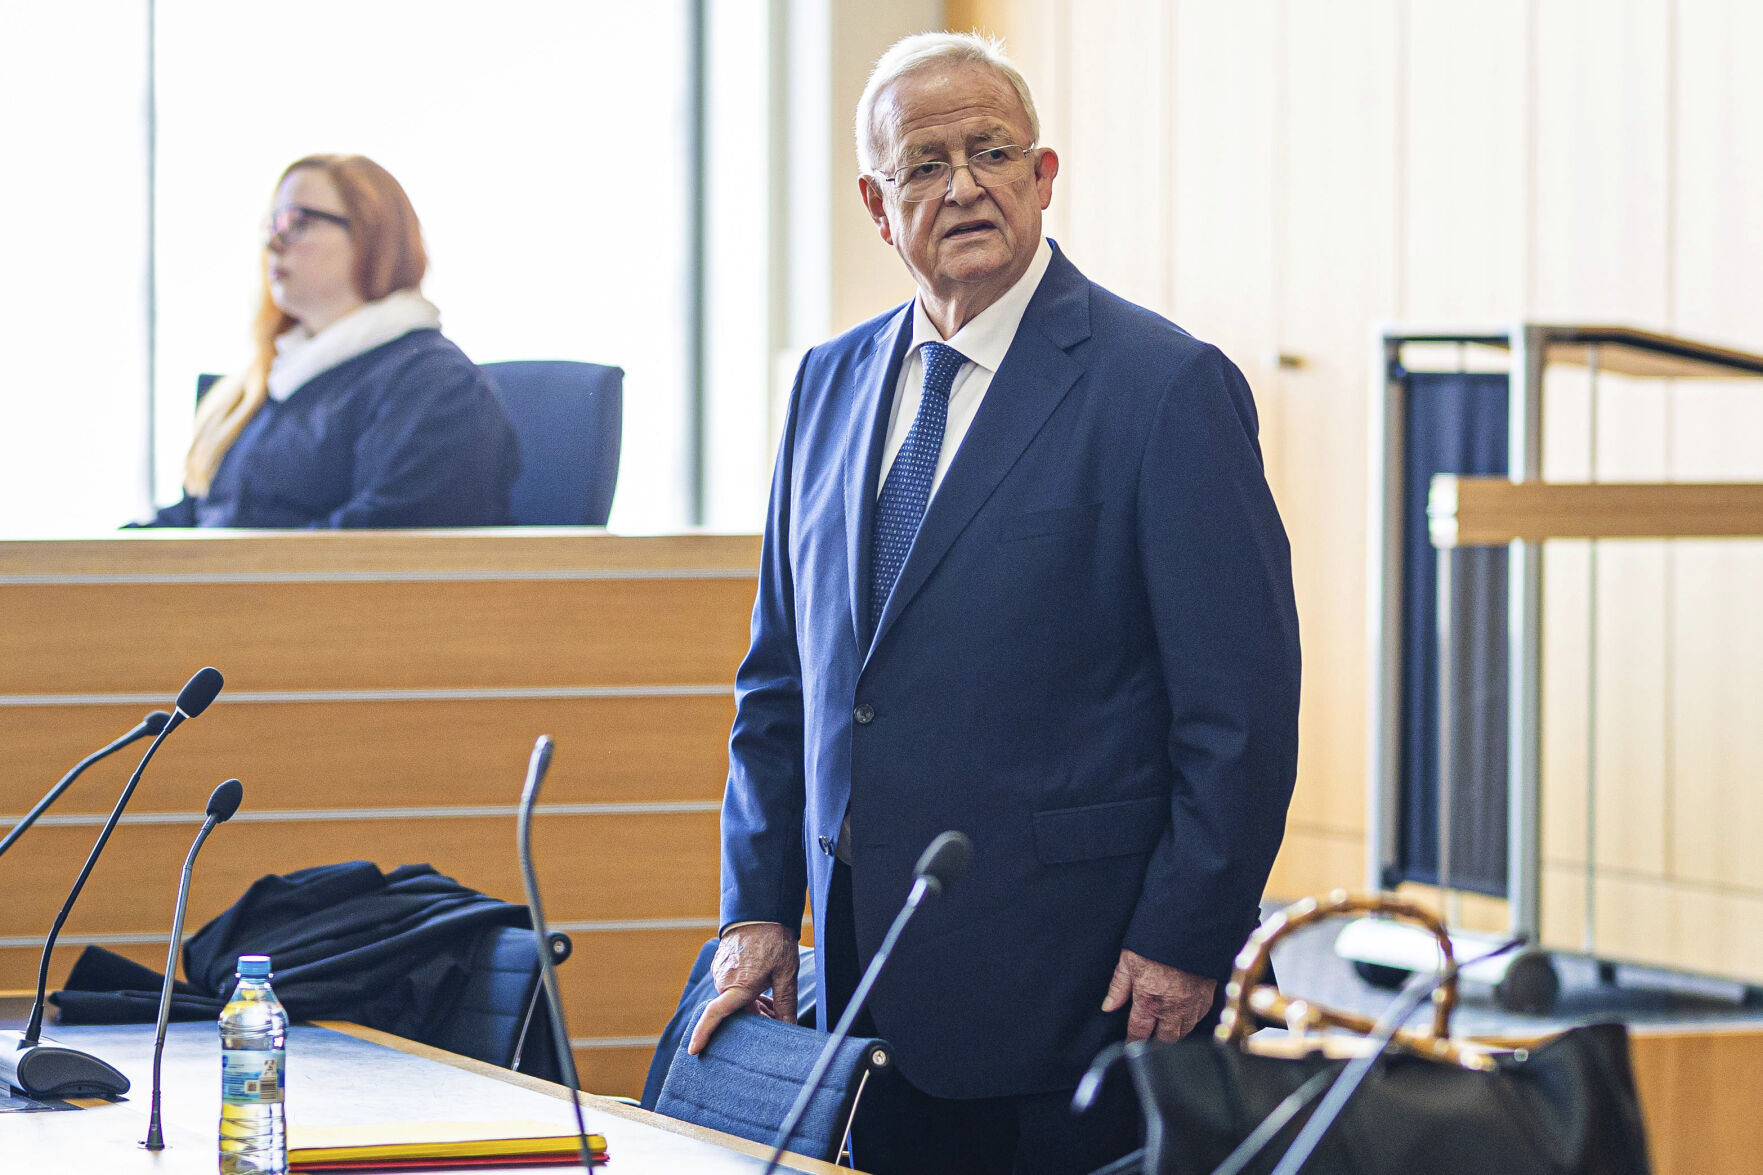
[877,237,1055,500]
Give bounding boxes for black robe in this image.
[145,329,519,528]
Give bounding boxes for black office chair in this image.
[480,360,624,525]
[654,1004,891,1165]
[423,926,573,1084]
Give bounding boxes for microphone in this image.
[759,830,973,1175]
[143,779,243,1150]
[0,711,171,861]
[515,735,598,1171]
[0,667,225,1099]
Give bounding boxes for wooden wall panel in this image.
[0,942,166,999]
[1527,0,1677,963]
[1593,874,1763,985]
[1672,0,1763,348]
[1530,0,1671,324]
[1668,541,1763,893]
[1590,380,1672,882]
[1170,0,1283,490]
[575,1047,655,1100]
[1403,0,1529,321]
[0,813,722,940]
[1628,1026,1763,1175]
[1668,0,1763,910]
[2,695,733,815]
[1272,0,1402,864]
[1059,0,1174,316]
[0,532,757,1078]
[0,577,753,695]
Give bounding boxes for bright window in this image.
[0,0,775,537]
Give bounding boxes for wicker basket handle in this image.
[1216,891,1458,1048]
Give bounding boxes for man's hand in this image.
[1101,948,1218,1043]
[685,922,800,1055]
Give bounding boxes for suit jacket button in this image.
[817,835,834,855]
[853,704,875,724]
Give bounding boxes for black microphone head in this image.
[143,710,173,735]
[913,830,973,893]
[206,779,244,822]
[175,667,224,718]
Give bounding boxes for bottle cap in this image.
[237,954,272,978]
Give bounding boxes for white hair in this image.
[854,31,1041,174]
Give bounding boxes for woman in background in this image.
[141,154,518,528]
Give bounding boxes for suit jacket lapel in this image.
[844,306,915,651]
[868,246,1094,656]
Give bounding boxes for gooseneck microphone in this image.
[515,736,598,1171]
[0,667,224,1099]
[760,830,973,1175]
[143,779,243,1151]
[0,711,172,861]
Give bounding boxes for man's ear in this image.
[859,175,895,245]
[1033,148,1060,210]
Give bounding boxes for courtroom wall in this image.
[941,0,1763,978]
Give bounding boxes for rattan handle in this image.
[1216,891,1458,1046]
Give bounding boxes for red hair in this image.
[185,154,428,494]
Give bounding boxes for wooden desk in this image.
[0,530,762,1095]
[0,1009,845,1173]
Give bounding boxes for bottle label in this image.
[221,1049,285,1104]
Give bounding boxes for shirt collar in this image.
[909,237,1054,372]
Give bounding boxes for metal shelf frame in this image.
[1362,323,1763,1007]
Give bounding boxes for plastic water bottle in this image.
[218,954,288,1175]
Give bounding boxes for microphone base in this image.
[0,1030,131,1099]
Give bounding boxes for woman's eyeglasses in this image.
[262,205,350,246]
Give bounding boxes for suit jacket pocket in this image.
[1000,501,1103,542]
[1032,795,1166,865]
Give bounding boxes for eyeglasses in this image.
[262,205,350,246]
[876,144,1035,203]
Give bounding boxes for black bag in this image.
[1078,894,1653,1175]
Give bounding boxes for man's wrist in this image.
[720,919,792,937]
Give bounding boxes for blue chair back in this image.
[642,937,820,1109]
[480,360,624,525]
[655,1004,891,1163]
[423,926,572,1083]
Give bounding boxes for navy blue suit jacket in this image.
[144,330,518,529]
[720,245,1300,1097]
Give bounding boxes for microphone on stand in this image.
[143,778,243,1151]
[515,735,599,1171]
[0,666,224,1099]
[0,711,172,861]
[759,830,973,1175]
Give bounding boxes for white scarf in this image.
[267,289,443,401]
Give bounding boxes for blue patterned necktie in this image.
[869,341,966,634]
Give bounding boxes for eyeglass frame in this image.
[870,143,1041,203]
[262,205,351,246]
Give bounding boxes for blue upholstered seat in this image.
[423,926,573,1084]
[654,1003,891,1164]
[480,360,624,526]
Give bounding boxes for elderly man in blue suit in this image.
[688,30,1301,1175]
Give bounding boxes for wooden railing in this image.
[0,529,761,1096]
